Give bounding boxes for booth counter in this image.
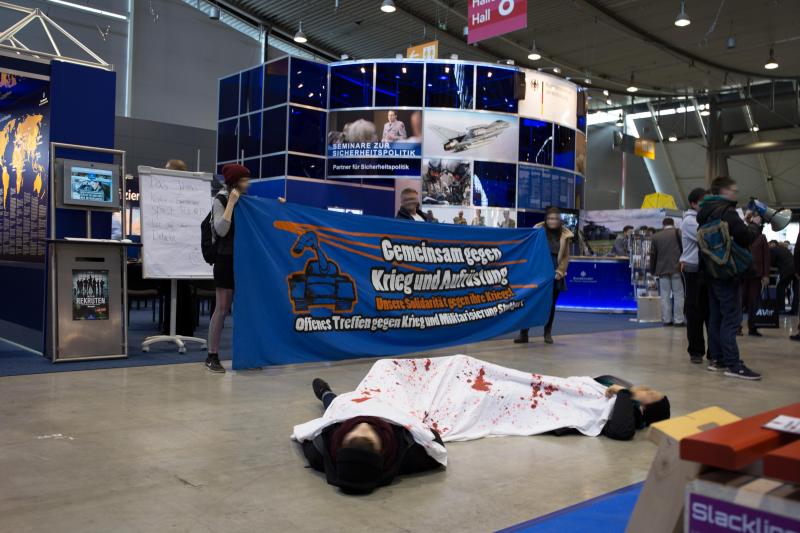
[557,256,635,313]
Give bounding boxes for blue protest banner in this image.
[232,197,554,369]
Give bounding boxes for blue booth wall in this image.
[217,57,587,225]
[0,59,115,353]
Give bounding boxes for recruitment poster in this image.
[232,197,554,369]
[72,270,109,320]
[0,70,50,263]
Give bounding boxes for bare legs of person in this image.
[206,287,232,373]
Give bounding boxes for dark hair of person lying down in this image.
[642,396,671,426]
[336,444,384,495]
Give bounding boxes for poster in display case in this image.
[72,269,109,320]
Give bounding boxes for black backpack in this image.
[201,193,227,265]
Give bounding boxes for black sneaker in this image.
[790,334,800,342]
[707,360,726,372]
[673,322,686,328]
[312,378,331,400]
[663,322,674,327]
[690,356,704,364]
[543,332,553,344]
[205,355,225,373]
[724,363,761,381]
[748,330,763,337]
[513,335,529,344]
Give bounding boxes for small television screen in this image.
[61,160,119,210]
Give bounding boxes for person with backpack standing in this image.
[205,164,250,373]
[696,176,763,380]
[650,218,685,326]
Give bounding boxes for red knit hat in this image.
[221,164,250,187]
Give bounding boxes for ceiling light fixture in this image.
[668,134,678,142]
[584,71,592,85]
[47,0,128,21]
[615,115,624,127]
[626,73,638,93]
[293,22,307,43]
[674,0,691,27]
[764,46,779,70]
[527,41,541,61]
[380,0,396,13]
[751,125,760,132]
[700,105,710,116]
[606,98,612,105]
[602,89,609,96]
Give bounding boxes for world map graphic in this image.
[0,71,49,262]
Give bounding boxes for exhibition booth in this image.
[215,56,641,312]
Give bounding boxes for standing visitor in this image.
[696,177,762,380]
[650,218,685,326]
[680,188,709,363]
[395,188,430,222]
[514,207,573,345]
[769,240,796,314]
[206,164,251,373]
[612,226,633,256]
[743,228,770,337]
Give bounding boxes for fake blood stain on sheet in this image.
[471,368,492,392]
[351,397,371,403]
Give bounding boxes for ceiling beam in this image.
[716,138,800,156]
[739,91,777,203]
[647,101,685,207]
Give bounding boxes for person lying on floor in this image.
[292,355,670,494]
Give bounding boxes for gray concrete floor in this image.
[1,321,798,533]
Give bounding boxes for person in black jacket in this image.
[395,188,430,222]
[769,240,796,314]
[696,176,763,380]
[300,378,444,495]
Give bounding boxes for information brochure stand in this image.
[138,166,213,354]
[47,143,133,362]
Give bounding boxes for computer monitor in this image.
[60,159,120,210]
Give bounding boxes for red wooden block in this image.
[764,439,800,484]
[680,403,800,470]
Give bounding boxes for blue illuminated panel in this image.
[217,118,238,162]
[290,58,328,109]
[240,66,263,115]
[288,154,325,179]
[476,66,518,113]
[288,106,326,156]
[425,63,473,109]
[239,113,261,159]
[473,161,516,208]
[262,106,287,154]
[219,74,239,120]
[330,63,374,109]
[519,118,553,165]
[265,58,289,108]
[554,124,575,171]
[375,62,423,107]
[557,259,635,312]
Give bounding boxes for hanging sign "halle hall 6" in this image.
[468,0,528,44]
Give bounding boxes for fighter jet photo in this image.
[430,120,511,152]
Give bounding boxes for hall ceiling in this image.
[223,0,800,96]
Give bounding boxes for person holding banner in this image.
[515,207,573,345]
[293,355,670,495]
[206,164,250,373]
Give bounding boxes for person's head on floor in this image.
[165,159,188,171]
[662,217,675,229]
[711,176,738,202]
[335,421,387,494]
[544,207,562,232]
[400,187,420,213]
[630,386,670,426]
[221,164,251,194]
[688,187,706,210]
